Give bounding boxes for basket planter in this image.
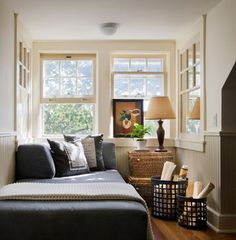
[151,176,188,220]
[177,195,207,230]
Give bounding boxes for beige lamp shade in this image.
[145,96,176,120]
[188,97,200,119]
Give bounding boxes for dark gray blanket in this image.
[0,170,148,240]
[18,169,125,184]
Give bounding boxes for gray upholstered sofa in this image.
[0,142,148,240]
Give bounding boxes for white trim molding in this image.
[0,132,17,137]
[207,206,236,233]
[105,137,175,148]
[175,138,205,152]
[204,131,220,136]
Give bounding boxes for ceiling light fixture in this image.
[100,22,119,36]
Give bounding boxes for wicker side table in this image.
[128,151,174,206]
[128,151,173,178]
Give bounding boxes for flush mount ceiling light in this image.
[100,22,119,36]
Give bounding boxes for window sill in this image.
[105,137,175,148]
[175,138,205,152]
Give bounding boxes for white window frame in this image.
[176,16,206,152]
[40,53,96,104]
[111,53,170,138]
[111,54,168,100]
[40,53,96,137]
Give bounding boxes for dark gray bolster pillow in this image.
[102,142,117,170]
[16,144,56,180]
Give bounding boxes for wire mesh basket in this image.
[177,195,207,230]
[151,176,187,220]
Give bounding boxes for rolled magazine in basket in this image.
[160,161,176,180]
[192,181,203,199]
[196,182,215,199]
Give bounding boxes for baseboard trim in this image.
[207,206,236,233]
[208,222,236,233]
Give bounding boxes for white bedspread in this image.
[0,182,153,240]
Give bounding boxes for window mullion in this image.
[75,60,79,95]
[59,60,62,97]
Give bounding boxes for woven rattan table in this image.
[128,151,173,206]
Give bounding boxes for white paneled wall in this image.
[176,135,220,212]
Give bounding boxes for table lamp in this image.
[145,96,175,152]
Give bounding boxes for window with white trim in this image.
[40,54,96,136]
[179,41,201,135]
[111,54,168,137]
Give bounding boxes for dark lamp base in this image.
[155,148,168,152]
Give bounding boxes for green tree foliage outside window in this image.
[43,104,94,135]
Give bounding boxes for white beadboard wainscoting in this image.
[0,132,16,187]
[176,133,236,233]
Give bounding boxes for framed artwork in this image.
[113,99,143,137]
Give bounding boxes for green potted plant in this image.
[131,123,151,150]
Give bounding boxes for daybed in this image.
[0,142,151,240]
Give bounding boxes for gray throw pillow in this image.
[16,144,56,180]
[47,139,90,177]
[64,134,105,171]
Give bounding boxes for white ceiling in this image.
[5,0,221,40]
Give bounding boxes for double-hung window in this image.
[40,54,96,136]
[112,54,167,136]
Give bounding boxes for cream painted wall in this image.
[0,0,15,132]
[175,0,236,232]
[206,0,236,132]
[32,40,176,141]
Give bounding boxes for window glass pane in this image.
[113,58,129,72]
[181,72,187,91]
[181,89,200,134]
[188,46,194,67]
[130,59,146,72]
[188,68,194,89]
[146,76,163,96]
[61,60,77,77]
[114,74,164,98]
[195,64,200,86]
[195,42,200,63]
[61,78,76,96]
[78,60,92,77]
[44,78,60,97]
[181,51,187,71]
[130,75,144,97]
[43,104,94,135]
[78,77,93,96]
[114,75,129,97]
[43,60,59,78]
[147,59,163,72]
[43,59,94,98]
[144,119,158,137]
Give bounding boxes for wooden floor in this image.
[151,216,236,240]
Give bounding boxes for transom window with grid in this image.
[112,54,167,136]
[40,54,96,136]
[112,55,166,99]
